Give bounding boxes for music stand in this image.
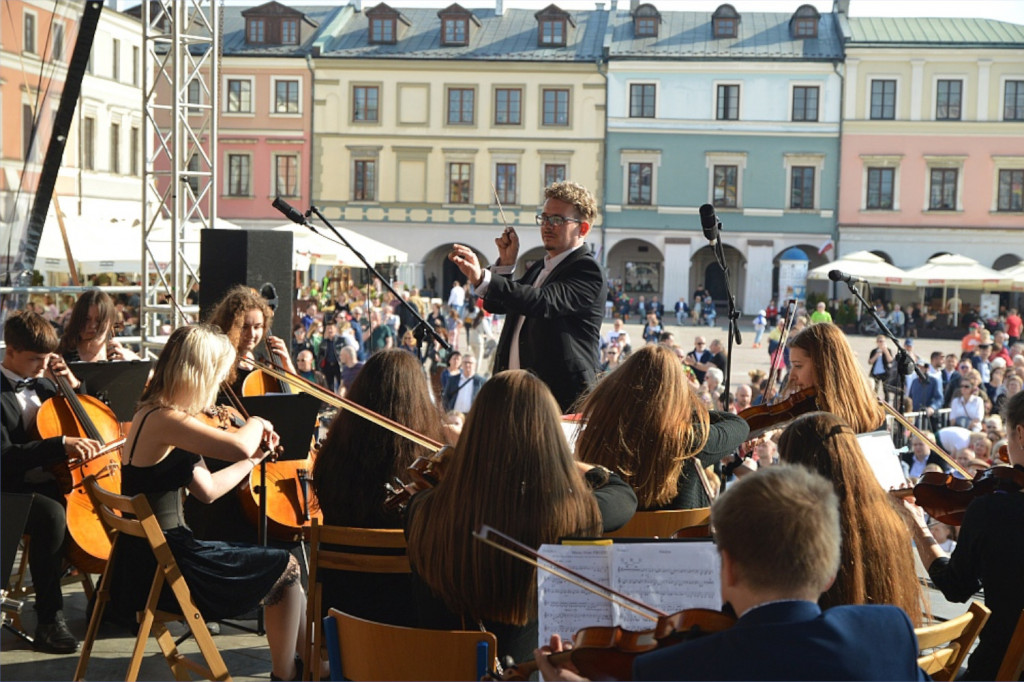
[239,393,320,462]
[68,360,154,421]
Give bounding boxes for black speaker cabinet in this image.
[199,229,294,341]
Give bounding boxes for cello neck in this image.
[52,368,106,444]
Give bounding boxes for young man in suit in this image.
[536,465,927,681]
[1,311,100,653]
[448,181,606,412]
[441,354,485,413]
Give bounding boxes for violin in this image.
[383,446,452,512]
[739,386,818,439]
[902,465,1024,526]
[496,609,735,681]
[34,363,125,574]
[475,526,736,682]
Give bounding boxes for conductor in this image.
[449,181,606,412]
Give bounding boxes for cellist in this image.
[0,311,97,653]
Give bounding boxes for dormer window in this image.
[438,4,479,47]
[790,5,819,39]
[633,3,661,38]
[367,3,410,45]
[282,19,298,44]
[371,17,396,43]
[247,18,266,43]
[535,5,575,48]
[712,4,739,39]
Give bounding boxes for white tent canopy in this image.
[807,250,914,288]
[267,222,407,269]
[1000,261,1024,292]
[904,254,1014,326]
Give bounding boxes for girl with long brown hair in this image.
[785,322,886,434]
[778,411,926,627]
[58,288,139,362]
[574,344,748,509]
[311,349,447,627]
[406,370,636,661]
[205,284,295,391]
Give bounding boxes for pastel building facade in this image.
[837,16,1024,277]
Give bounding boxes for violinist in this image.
[311,349,446,626]
[778,412,926,626]
[785,322,886,435]
[574,345,748,510]
[896,390,1024,680]
[57,289,139,362]
[537,466,927,681]
[104,325,306,681]
[185,285,297,542]
[406,371,637,662]
[0,311,98,654]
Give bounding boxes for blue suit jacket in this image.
[633,601,928,681]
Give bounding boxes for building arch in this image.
[993,252,1022,270]
[771,244,830,301]
[606,238,664,300]
[870,250,895,264]
[422,243,490,302]
[691,244,745,309]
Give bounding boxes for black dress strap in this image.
[126,407,162,464]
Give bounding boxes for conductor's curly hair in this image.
[544,181,597,224]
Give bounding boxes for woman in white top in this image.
[950,378,986,431]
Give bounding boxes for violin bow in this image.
[473,525,665,622]
[761,299,797,404]
[879,400,971,479]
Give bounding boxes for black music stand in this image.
[68,360,153,421]
[239,393,320,463]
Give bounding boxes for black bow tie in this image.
[13,378,38,393]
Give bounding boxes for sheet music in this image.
[537,544,614,644]
[537,541,721,646]
[611,542,721,630]
[856,430,907,491]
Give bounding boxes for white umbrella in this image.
[904,254,1013,326]
[807,250,914,287]
[1000,261,1024,292]
[268,222,408,268]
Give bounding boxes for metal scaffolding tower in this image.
[140,0,219,348]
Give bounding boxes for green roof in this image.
[849,16,1024,46]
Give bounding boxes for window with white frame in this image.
[542,88,569,126]
[353,85,380,122]
[783,154,824,211]
[716,84,739,120]
[870,79,896,120]
[110,122,120,174]
[53,23,65,61]
[997,169,1023,212]
[275,154,299,197]
[227,154,251,196]
[619,150,661,208]
[1004,80,1024,121]
[629,84,656,118]
[495,163,517,204]
[792,85,819,122]
[130,126,140,176]
[924,156,965,211]
[274,79,300,114]
[282,19,299,45]
[226,78,253,113]
[705,152,747,209]
[353,159,376,201]
[112,39,120,81]
[860,154,901,211]
[544,163,566,187]
[83,116,95,169]
[936,79,962,121]
[494,88,522,125]
[24,11,37,54]
[448,162,472,204]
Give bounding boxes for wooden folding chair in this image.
[323,608,497,681]
[996,609,1024,681]
[604,508,711,539]
[74,477,229,681]
[303,519,410,681]
[915,601,990,682]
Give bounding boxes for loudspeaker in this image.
[199,229,294,341]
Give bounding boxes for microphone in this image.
[272,196,308,226]
[699,204,720,244]
[828,269,869,286]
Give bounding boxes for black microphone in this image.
[734,325,742,346]
[272,196,308,226]
[699,204,720,244]
[828,269,869,286]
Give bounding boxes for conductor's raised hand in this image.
[448,244,483,286]
[495,226,519,266]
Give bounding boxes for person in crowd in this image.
[602,318,632,356]
[291,323,313,364]
[683,336,713,384]
[642,312,663,345]
[867,335,893,396]
[751,309,767,348]
[809,301,833,325]
[106,325,305,681]
[950,374,986,431]
[295,349,327,388]
[448,181,607,413]
[538,465,927,682]
[900,432,949,481]
[896,390,1024,680]
[338,345,364,395]
[674,297,689,326]
[311,349,446,626]
[1,312,99,653]
[406,370,636,662]
[599,344,624,374]
[399,329,421,362]
[316,321,343,393]
[702,295,717,327]
[732,383,753,413]
[442,354,484,413]
[574,345,748,510]
[777,412,926,627]
[58,289,139,362]
[447,280,466,320]
[785,323,886,435]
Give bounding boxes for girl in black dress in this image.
[111,325,306,680]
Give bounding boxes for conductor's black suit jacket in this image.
[484,247,607,413]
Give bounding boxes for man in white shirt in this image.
[442,355,484,413]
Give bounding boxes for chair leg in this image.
[153,622,192,682]
[73,576,110,681]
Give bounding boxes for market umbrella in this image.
[904,254,1012,326]
[807,250,914,287]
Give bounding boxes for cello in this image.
[34,362,125,575]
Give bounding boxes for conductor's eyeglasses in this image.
[535,214,580,228]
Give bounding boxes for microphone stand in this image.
[840,280,924,418]
[709,229,741,412]
[304,205,451,355]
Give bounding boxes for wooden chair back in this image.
[996,609,1024,681]
[74,477,229,681]
[915,601,990,682]
[304,519,410,681]
[323,608,496,681]
[604,508,711,539]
